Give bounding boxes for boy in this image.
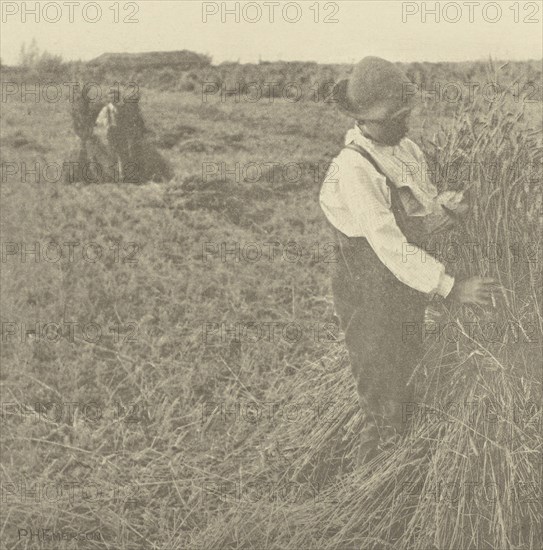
[320,57,497,464]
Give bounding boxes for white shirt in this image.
[94,103,118,146]
[320,125,455,298]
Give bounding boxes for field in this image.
[0,59,542,549]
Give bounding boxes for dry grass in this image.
[0,61,541,549]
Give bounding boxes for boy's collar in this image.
[353,123,395,153]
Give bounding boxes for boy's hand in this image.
[448,277,499,307]
[450,203,469,217]
[439,190,470,219]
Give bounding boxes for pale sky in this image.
[1,1,542,65]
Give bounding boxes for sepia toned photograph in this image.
[0,1,542,548]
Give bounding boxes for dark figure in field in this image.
[67,91,108,183]
[320,57,498,465]
[66,88,173,184]
[105,100,146,181]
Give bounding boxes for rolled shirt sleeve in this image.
[333,149,454,298]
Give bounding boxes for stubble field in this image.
[0,59,542,549]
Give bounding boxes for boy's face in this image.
[362,110,411,146]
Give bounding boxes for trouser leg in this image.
[340,303,425,465]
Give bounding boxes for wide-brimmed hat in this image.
[334,57,414,121]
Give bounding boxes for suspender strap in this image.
[333,144,389,282]
[337,142,418,272]
[343,143,388,182]
[342,142,412,235]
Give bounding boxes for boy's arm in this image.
[338,150,454,298]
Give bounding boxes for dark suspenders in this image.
[342,142,416,239]
[333,143,391,281]
[334,142,415,282]
[343,142,388,180]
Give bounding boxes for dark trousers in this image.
[332,233,427,456]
